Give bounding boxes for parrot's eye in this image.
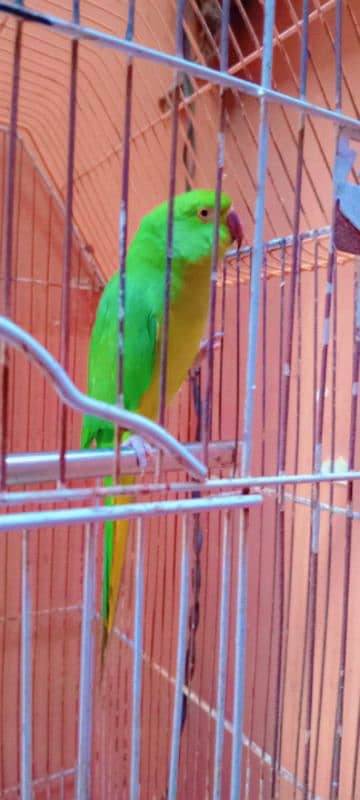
[198,207,209,221]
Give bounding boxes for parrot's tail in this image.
[101,474,135,669]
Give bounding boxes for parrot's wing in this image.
[81,273,159,449]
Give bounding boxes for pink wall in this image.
[0,131,102,797]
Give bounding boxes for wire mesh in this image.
[0,1,359,799]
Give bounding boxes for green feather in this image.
[81,189,234,653]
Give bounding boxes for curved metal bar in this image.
[0,317,207,480]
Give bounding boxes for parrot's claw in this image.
[127,434,154,472]
[199,330,224,356]
[193,331,224,369]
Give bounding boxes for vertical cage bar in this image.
[335,0,343,110]
[311,237,335,796]
[230,2,275,798]
[158,0,186,427]
[271,2,309,792]
[230,509,249,800]
[21,528,32,800]
[249,246,268,799]
[0,2,22,489]
[310,4,343,796]
[117,0,135,433]
[130,516,144,800]
[277,0,309,464]
[274,0,309,778]
[258,242,287,792]
[351,697,360,799]
[291,239,317,794]
[59,0,80,482]
[218,257,227,438]
[232,250,242,473]
[76,523,97,800]
[202,0,231,463]
[213,510,232,800]
[167,515,190,800]
[239,0,275,479]
[330,256,360,798]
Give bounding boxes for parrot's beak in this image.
[226,208,243,249]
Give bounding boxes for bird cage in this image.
[0,1,359,799]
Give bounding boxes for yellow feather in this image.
[103,248,230,662]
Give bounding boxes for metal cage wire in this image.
[0,1,359,799]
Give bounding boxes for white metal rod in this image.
[0,493,262,532]
[2,466,359,503]
[0,3,359,131]
[76,523,97,800]
[225,225,331,261]
[231,0,276,796]
[213,510,232,799]
[20,528,32,800]
[4,441,237,486]
[130,517,144,800]
[167,516,190,799]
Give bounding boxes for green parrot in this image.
[81,189,242,659]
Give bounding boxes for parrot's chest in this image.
[165,244,229,371]
[139,258,212,418]
[167,264,211,368]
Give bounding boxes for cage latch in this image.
[334,134,360,255]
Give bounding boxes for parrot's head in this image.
[137,190,243,271]
[172,189,243,264]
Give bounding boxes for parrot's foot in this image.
[127,434,154,472]
[193,331,224,369]
[199,330,224,357]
